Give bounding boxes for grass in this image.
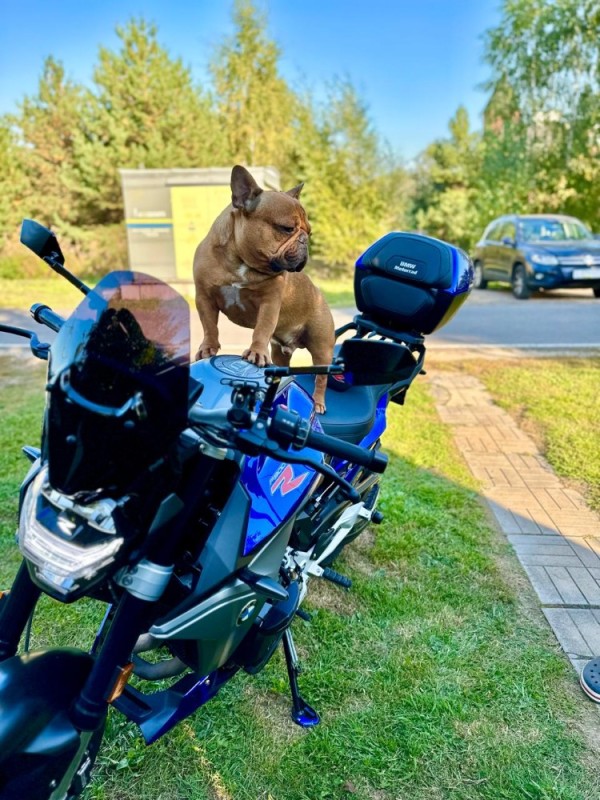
[1,354,598,799]
[461,358,600,513]
[0,272,356,313]
[0,277,88,312]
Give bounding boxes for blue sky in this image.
[0,0,501,161]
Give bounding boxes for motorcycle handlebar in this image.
[189,398,387,475]
[302,429,388,474]
[30,303,65,333]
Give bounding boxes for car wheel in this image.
[593,288,600,298]
[473,261,487,289]
[511,264,531,299]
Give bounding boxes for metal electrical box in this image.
[120,167,280,280]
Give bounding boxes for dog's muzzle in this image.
[271,233,309,273]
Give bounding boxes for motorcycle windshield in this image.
[46,272,190,495]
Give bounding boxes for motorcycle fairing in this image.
[242,380,322,556]
[125,518,296,741]
[189,356,323,558]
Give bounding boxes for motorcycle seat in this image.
[294,375,389,444]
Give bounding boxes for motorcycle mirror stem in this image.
[20,219,91,296]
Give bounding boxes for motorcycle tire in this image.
[0,717,106,800]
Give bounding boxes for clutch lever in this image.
[0,323,50,360]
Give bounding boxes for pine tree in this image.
[72,19,224,224]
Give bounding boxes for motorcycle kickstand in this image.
[282,627,320,728]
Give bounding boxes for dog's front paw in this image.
[242,347,271,368]
[314,402,326,415]
[196,342,220,360]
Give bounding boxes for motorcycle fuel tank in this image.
[190,356,323,556]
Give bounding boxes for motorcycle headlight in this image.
[18,465,125,598]
[530,252,558,266]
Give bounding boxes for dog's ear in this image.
[231,166,263,212]
[286,183,304,200]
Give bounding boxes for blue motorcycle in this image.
[0,219,472,799]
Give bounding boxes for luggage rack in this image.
[333,315,427,403]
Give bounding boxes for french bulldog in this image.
[193,165,335,413]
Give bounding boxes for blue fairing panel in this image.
[189,356,323,556]
[242,381,323,555]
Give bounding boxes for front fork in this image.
[0,561,41,661]
[0,558,151,733]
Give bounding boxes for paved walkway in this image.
[430,371,600,676]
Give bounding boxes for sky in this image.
[0,0,502,162]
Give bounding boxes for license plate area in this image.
[572,267,600,279]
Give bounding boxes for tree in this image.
[0,119,28,237]
[481,0,600,229]
[292,81,409,266]
[413,107,482,249]
[210,0,297,170]
[72,19,224,223]
[10,57,85,229]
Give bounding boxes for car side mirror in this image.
[501,236,516,247]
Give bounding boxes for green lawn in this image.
[0,355,598,799]
[0,273,355,313]
[464,358,600,513]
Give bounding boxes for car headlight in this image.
[18,465,125,597]
[530,252,558,266]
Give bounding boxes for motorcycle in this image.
[0,219,472,799]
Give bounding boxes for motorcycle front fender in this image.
[0,648,93,795]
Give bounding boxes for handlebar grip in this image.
[304,429,388,474]
[30,303,65,333]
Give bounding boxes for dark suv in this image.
[472,214,600,299]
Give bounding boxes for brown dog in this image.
[193,166,335,413]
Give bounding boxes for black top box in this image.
[354,232,473,335]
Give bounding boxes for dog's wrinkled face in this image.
[230,165,311,274]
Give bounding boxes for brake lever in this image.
[0,323,50,360]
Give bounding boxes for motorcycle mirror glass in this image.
[20,219,65,265]
[338,338,419,386]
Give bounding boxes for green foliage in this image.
[479,0,600,231]
[0,3,409,275]
[413,107,482,250]
[210,0,297,168]
[413,0,600,249]
[293,81,409,265]
[72,19,224,224]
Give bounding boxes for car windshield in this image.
[519,219,592,243]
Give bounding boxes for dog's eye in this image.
[276,224,295,235]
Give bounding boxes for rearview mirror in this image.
[20,219,65,265]
[501,236,515,247]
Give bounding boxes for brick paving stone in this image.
[545,567,587,605]
[543,609,592,656]
[432,371,600,683]
[508,535,564,546]
[523,566,564,604]
[569,657,591,675]
[568,609,600,653]
[566,568,600,605]
[514,543,574,556]
[519,554,584,567]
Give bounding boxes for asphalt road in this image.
[429,285,599,349]
[1,285,598,354]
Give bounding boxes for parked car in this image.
[472,214,600,299]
